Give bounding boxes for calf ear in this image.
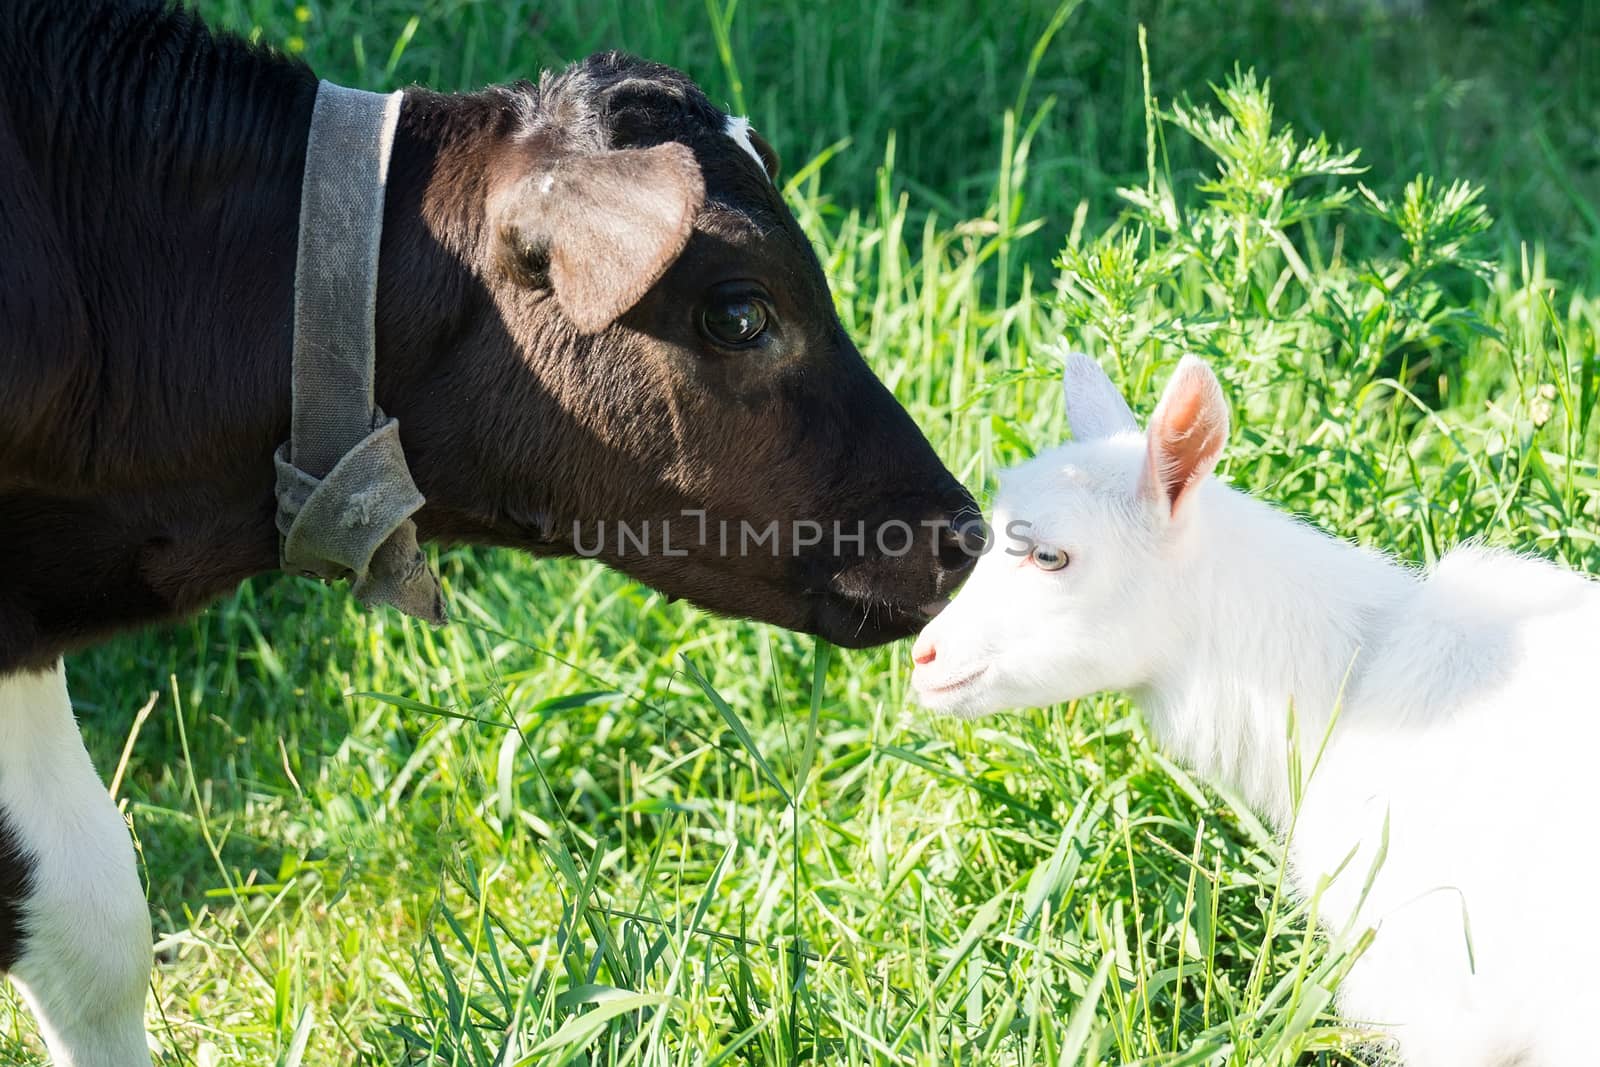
[495,142,706,334]
[1062,351,1138,441]
[1142,356,1229,518]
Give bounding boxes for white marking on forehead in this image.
[723,114,770,180]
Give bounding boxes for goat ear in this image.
[495,142,706,334]
[1062,351,1138,441]
[1142,356,1229,518]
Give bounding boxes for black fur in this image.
[0,809,33,972]
[0,0,976,674]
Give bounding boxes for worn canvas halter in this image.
[273,81,446,624]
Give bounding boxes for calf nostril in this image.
[936,517,986,575]
[913,640,937,666]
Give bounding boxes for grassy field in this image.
[5,1,1598,1064]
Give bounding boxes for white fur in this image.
[914,354,1600,1066]
[1061,348,1137,441]
[722,115,769,178]
[0,662,153,1067]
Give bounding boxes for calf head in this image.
[911,354,1230,715]
[393,54,978,647]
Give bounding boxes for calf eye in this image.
[1031,545,1069,571]
[699,284,771,347]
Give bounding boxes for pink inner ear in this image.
[1145,366,1228,515]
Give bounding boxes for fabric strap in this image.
[273,81,446,625]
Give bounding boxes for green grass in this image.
[4,1,1598,1064]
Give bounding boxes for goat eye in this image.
[1031,545,1069,571]
[699,288,771,347]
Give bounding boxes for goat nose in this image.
[912,632,937,665]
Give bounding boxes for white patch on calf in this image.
[723,115,769,179]
[0,662,153,1067]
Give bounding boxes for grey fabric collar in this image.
[273,81,446,625]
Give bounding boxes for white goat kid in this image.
[912,353,1599,1067]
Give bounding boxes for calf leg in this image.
[0,662,153,1067]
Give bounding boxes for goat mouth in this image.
[915,664,989,696]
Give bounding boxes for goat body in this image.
[1161,490,1597,1066]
